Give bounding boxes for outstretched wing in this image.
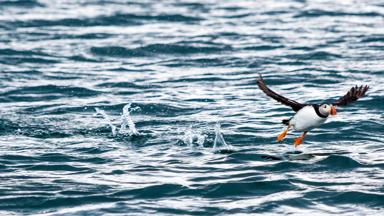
[256,74,306,112]
[332,85,369,106]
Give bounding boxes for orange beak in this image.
[330,105,337,116]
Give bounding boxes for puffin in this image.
[256,74,369,147]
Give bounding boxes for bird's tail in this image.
[282,119,290,125]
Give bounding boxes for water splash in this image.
[120,103,140,136]
[180,126,206,147]
[94,108,117,136]
[213,122,233,152]
[94,103,140,136]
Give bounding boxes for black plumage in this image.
[332,85,369,106]
[256,74,306,112]
[256,74,369,111]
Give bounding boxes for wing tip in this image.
[256,73,264,86]
[257,73,263,81]
[358,84,369,97]
[333,84,370,106]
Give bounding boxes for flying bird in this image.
[256,74,369,147]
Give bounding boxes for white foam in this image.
[120,103,140,136]
[94,108,117,136]
[213,122,233,152]
[95,103,140,137]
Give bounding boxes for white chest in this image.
[290,106,327,131]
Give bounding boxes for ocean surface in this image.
[1,0,384,215]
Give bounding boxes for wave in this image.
[0,0,43,8]
[309,191,384,207]
[316,155,364,169]
[96,81,157,89]
[243,45,285,51]
[0,48,46,56]
[91,102,201,117]
[0,48,59,65]
[91,43,230,58]
[112,183,185,199]
[25,164,92,172]
[293,9,382,18]
[4,13,202,29]
[0,85,101,102]
[360,36,384,43]
[283,51,342,61]
[201,179,297,198]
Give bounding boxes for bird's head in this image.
[320,104,337,116]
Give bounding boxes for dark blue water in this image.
[1,0,384,215]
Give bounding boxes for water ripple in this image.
[0,0,383,215]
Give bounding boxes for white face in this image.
[319,104,331,116]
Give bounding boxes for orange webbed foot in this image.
[294,137,303,147]
[277,131,287,142]
[276,126,290,142]
[293,132,307,148]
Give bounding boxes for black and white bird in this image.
[256,74,369,147]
